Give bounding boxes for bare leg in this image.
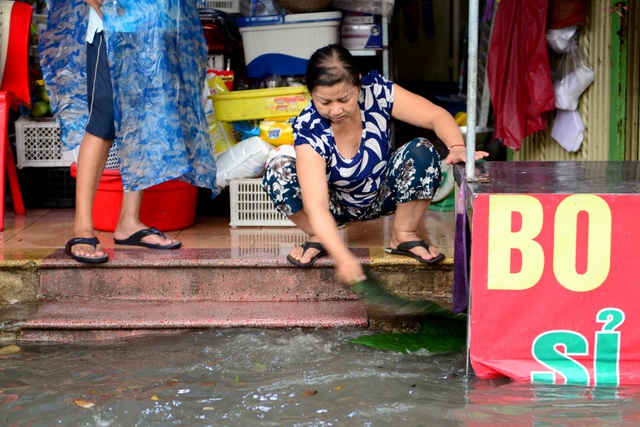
[70,133,112,259]
[73,133,177,252]
[389,199,441,261]
[112,190,179,246]
[286,209,324,264]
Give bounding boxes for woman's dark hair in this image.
[305,44,361,93]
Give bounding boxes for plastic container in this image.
[14,116,75,168]
[229,178,295,227]
[230,228,306,257]
[238,12,341,78]
[429,163,455,212]
[15,116,120,169]
[236,15,285,27]
[70,163,198,232]
[210,86,310,122]
[459,126,495,145]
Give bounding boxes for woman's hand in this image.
[445,146,490,165]
[335,255,367,286]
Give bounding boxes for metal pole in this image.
[466,0,479,179]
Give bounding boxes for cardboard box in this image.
[341,12,383,50]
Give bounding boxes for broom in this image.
[351,266,465,320]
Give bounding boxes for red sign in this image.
[469,194,640,385]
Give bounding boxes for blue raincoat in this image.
[39,0,219,194]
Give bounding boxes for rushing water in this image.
[2,328,640,426]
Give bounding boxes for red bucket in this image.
[70,163,198,232]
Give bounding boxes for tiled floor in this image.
[0,199,456,259]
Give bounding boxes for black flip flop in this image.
[385,240,445,264]
[286,241,327,267]
[114,228,181,249]
[65,237,109,264]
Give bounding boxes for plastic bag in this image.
[551,109,585,152]
[259,118,294,146]
[202,73,236,156]
[553,40,595,111]
[546,26,578,53]
[487,0,555,151]
[266,144,296,166]
[215,137,275,189]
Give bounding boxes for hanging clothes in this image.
[39,0,219,194]
[487,0,555,151]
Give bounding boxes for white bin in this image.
[229,178,295,227]
[14,116,75,168]
[239,12,342,78]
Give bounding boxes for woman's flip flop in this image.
[385,240,445,264]
[286,241,328,267]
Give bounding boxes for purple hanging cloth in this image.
[452,176,470,314]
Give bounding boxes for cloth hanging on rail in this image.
[487,0,555,151]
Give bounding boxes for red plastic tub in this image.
[70,163,198,232]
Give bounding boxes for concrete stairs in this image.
[0,247,455,343]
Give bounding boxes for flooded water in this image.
[2,328,640,426]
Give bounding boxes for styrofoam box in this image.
[229,178,295,227]
[15,116,75,168]
[238,12,342,78]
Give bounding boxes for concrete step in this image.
[39,249,362,302]
[1,299,368,342]
[0,247,455,342]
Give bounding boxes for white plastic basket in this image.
[198,0,240,13]
[15,116,75,168]
[15,116,120,169]
[230,228,307,258]
[72,143,120,170]
[229,178,296,227]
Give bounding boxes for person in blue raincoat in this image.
[39,0,218,263]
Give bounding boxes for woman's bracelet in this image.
[448,144,466,151]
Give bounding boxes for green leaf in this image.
[351,332,466,354]
[351,315,468,354]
